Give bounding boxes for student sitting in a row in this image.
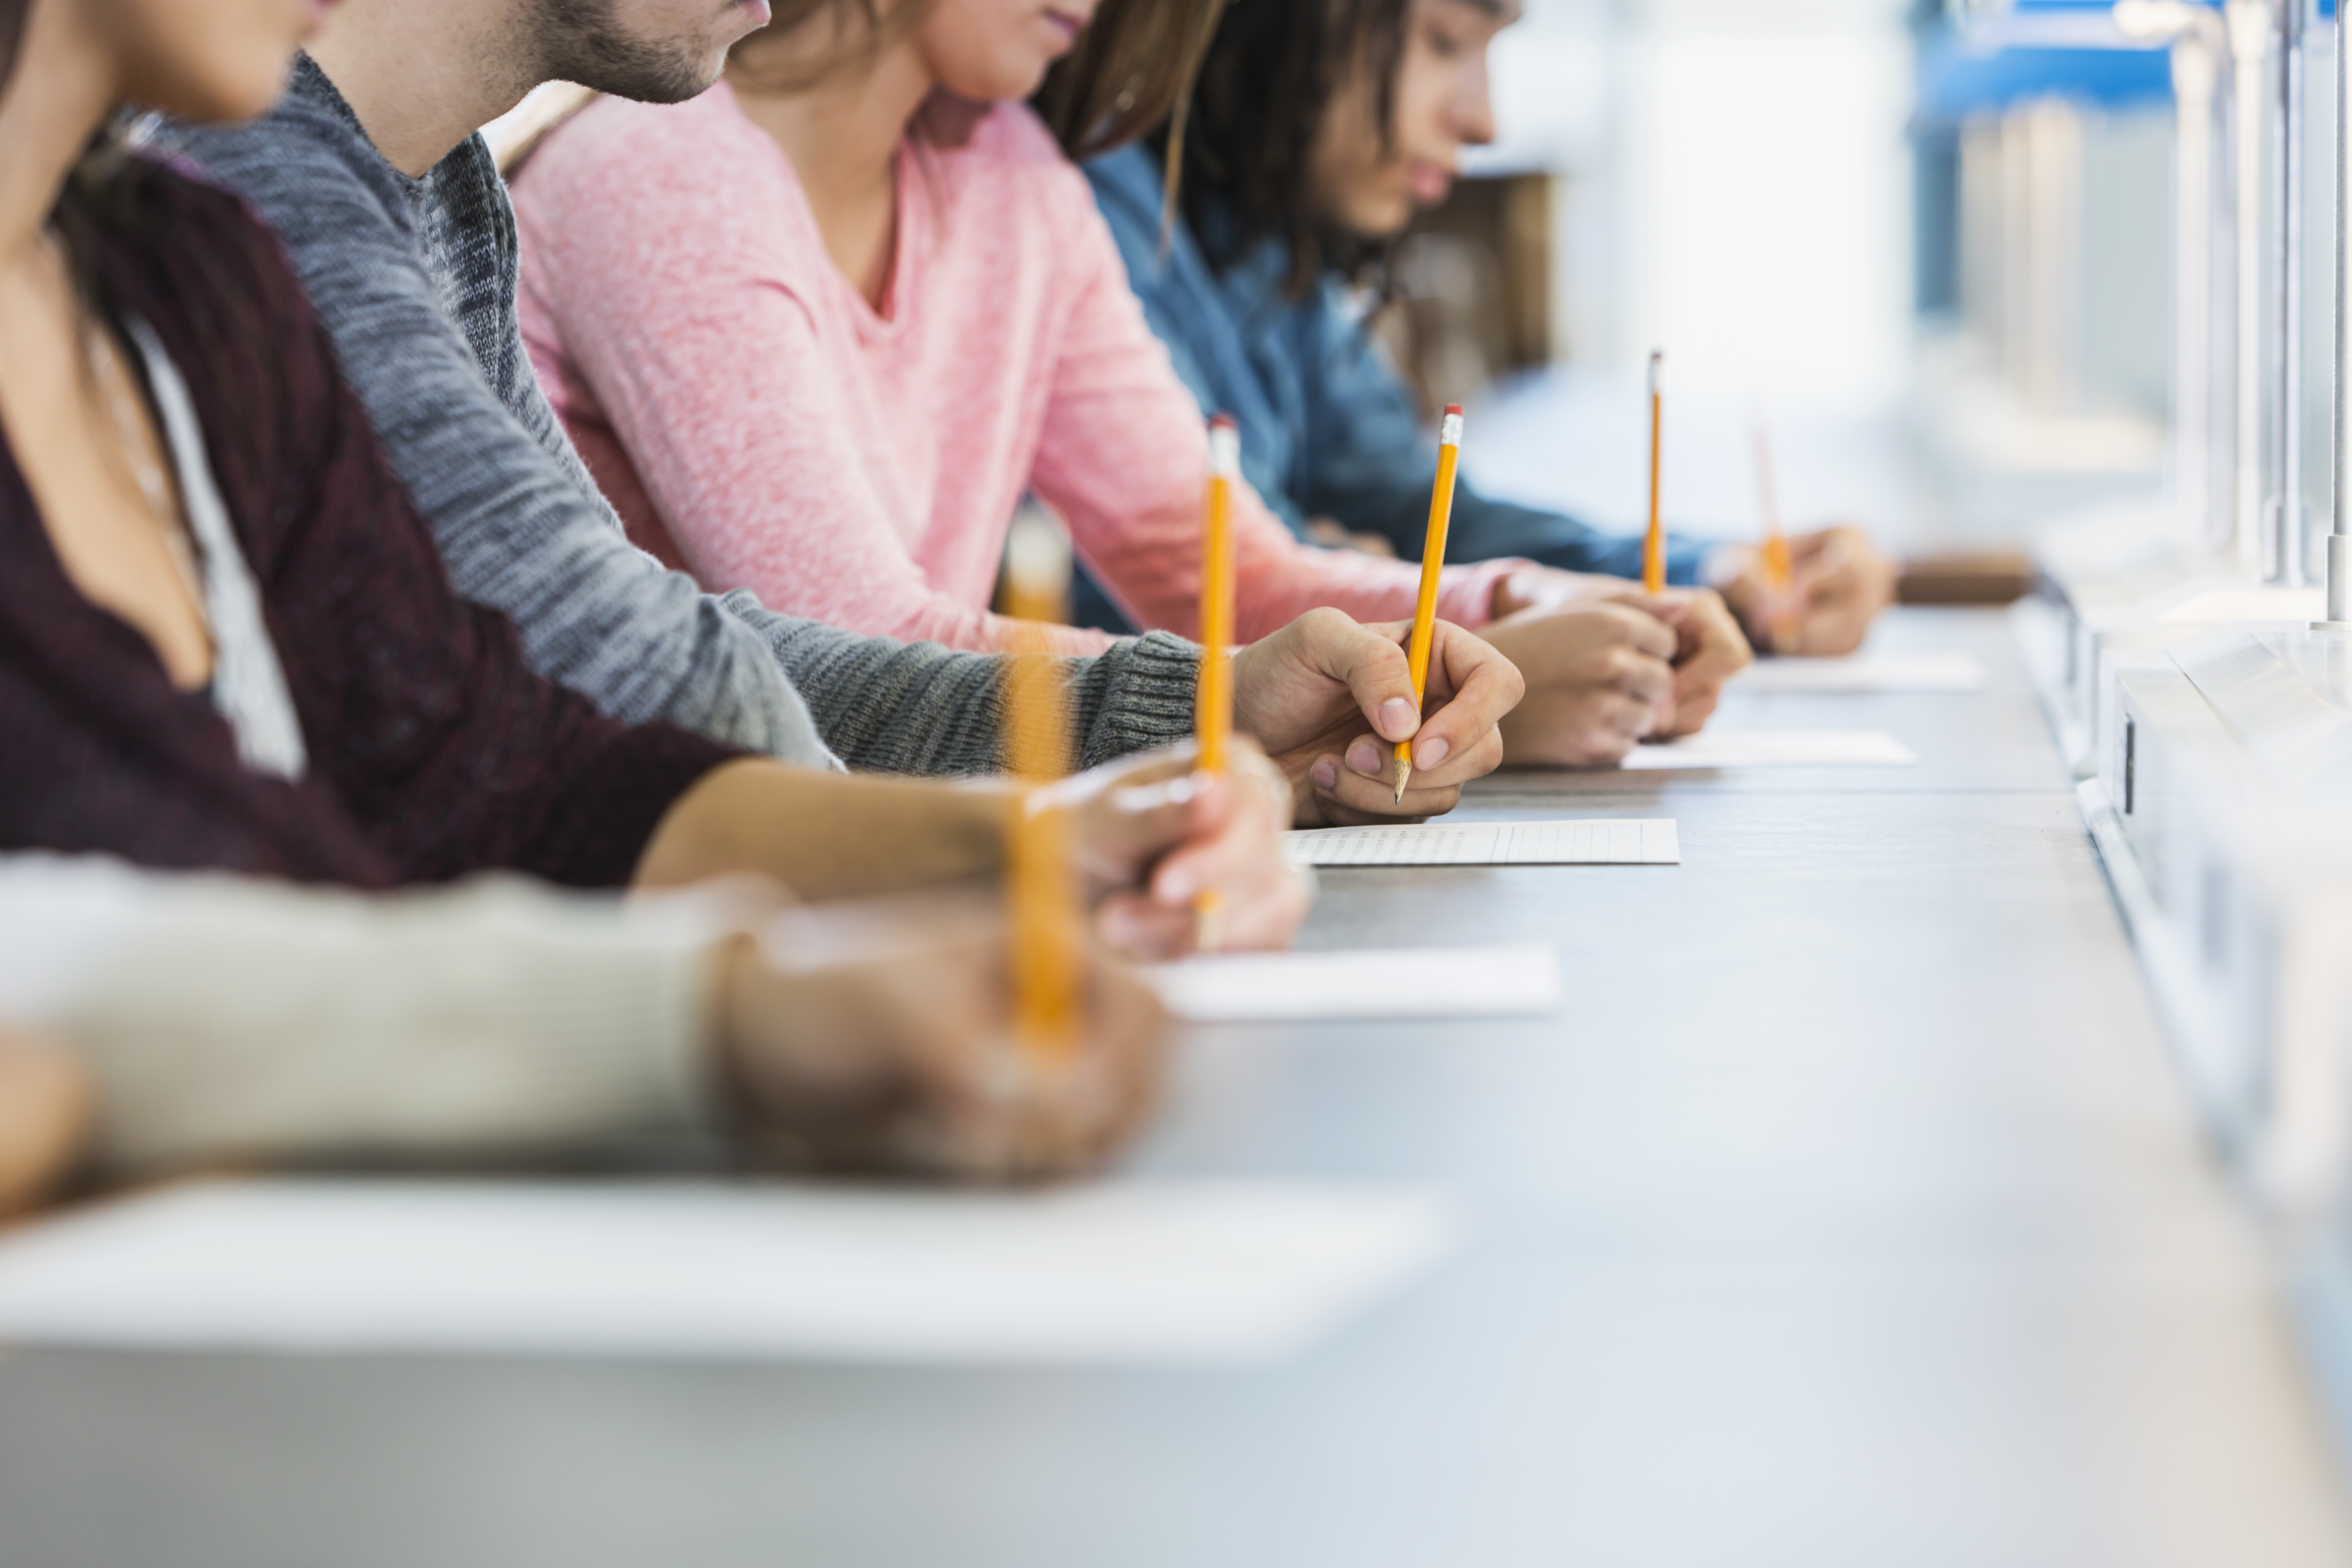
[0,0,1332,1180]
[506,0,1745,768]
[165,0,1517,828]
[1084,0,1900,672]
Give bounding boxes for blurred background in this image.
[1381,0,2328,576]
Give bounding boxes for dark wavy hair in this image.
[1144,0,1411,294]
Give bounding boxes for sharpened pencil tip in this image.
[1392,756,1411,804]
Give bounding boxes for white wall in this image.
[1480,0,1915,405]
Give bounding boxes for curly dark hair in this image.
[1143,0,1412,294]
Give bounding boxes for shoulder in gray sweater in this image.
[159,59,1198,776]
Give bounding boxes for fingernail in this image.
[1377,697,1417,737]
[1310,757,1339,791]
[1347,740,1384,777]
[1414,735,1449,770]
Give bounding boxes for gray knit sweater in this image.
[161,59,1199,776]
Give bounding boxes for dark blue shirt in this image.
[1072,145,1706,631]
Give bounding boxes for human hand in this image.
[1492,568,1752,738]
[717,894,1168,1181]
[1590,586,1751,737]
[1042,741,1312,959]
[1486,564,1633,618]
[1713,526,1898,656]
[0,1028,89,1217]
[1228,607,1526,826]
[1479,599,1679,766]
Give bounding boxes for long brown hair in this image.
[1152,0,1413,293]
[731,0,1225,165]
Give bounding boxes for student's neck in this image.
[0,1,118,269]
[305,0,543,179]
[728,41,936,306]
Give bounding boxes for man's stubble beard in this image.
[526,0,728,105]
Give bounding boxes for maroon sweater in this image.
[0,155,739,889]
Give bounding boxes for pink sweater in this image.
[512,85,1517,656]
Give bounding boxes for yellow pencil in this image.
[1393,403,1464,804]
[1002,505,1080,1062]
[1194,414,1239,952]
[1643,351,1666,595]
[1751,406,1797,652]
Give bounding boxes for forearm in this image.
[634,761,1011,901]
[0,860,729,1175]
[749,605,1203,775]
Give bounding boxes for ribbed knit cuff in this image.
[1073,630,1203,769]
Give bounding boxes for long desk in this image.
[2,608,2347,1566]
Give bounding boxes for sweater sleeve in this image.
[1026,185,1521,644]
[160,97,840,769]
[751,608,1203,774]
[0,856,726,1175]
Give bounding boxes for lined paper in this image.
[1286,818,1679,866]
[1735,652,1987,693]
[1619,730,1917,768]
[0,1179,1454,1366]
[1145,944,1563,1022]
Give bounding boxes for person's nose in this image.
[1453,61,1497,147]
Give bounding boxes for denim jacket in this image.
[1074,145,1706,631]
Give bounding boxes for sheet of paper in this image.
[1285,818,1678,866]
[0,1179,1453,1366]
[1617,729,1918,769]
[1733,652,1987,693]
[1145,944,1562,1022]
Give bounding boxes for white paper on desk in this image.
[0,1179,1454,1366]
[1285,818,1678,866]
[1145,944,1561,1022]
[1733,652,1986,694]
[1617,729,1917,769]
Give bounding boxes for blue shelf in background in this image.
[1916,0,2332,125]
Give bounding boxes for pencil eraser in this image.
[1443,403,1463,418]
[1209,412,1237,431]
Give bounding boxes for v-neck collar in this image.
[719,80,924,345]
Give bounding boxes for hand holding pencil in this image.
[1228,607,1522,826]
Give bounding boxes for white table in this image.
[1,610,2343,1567]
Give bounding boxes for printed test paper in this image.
[1733,652,1987,694]
[0,1179,1455,1366]
[1145,944,1564,1023]
[1285,819,1678,866]
[1617,731,1917,769]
